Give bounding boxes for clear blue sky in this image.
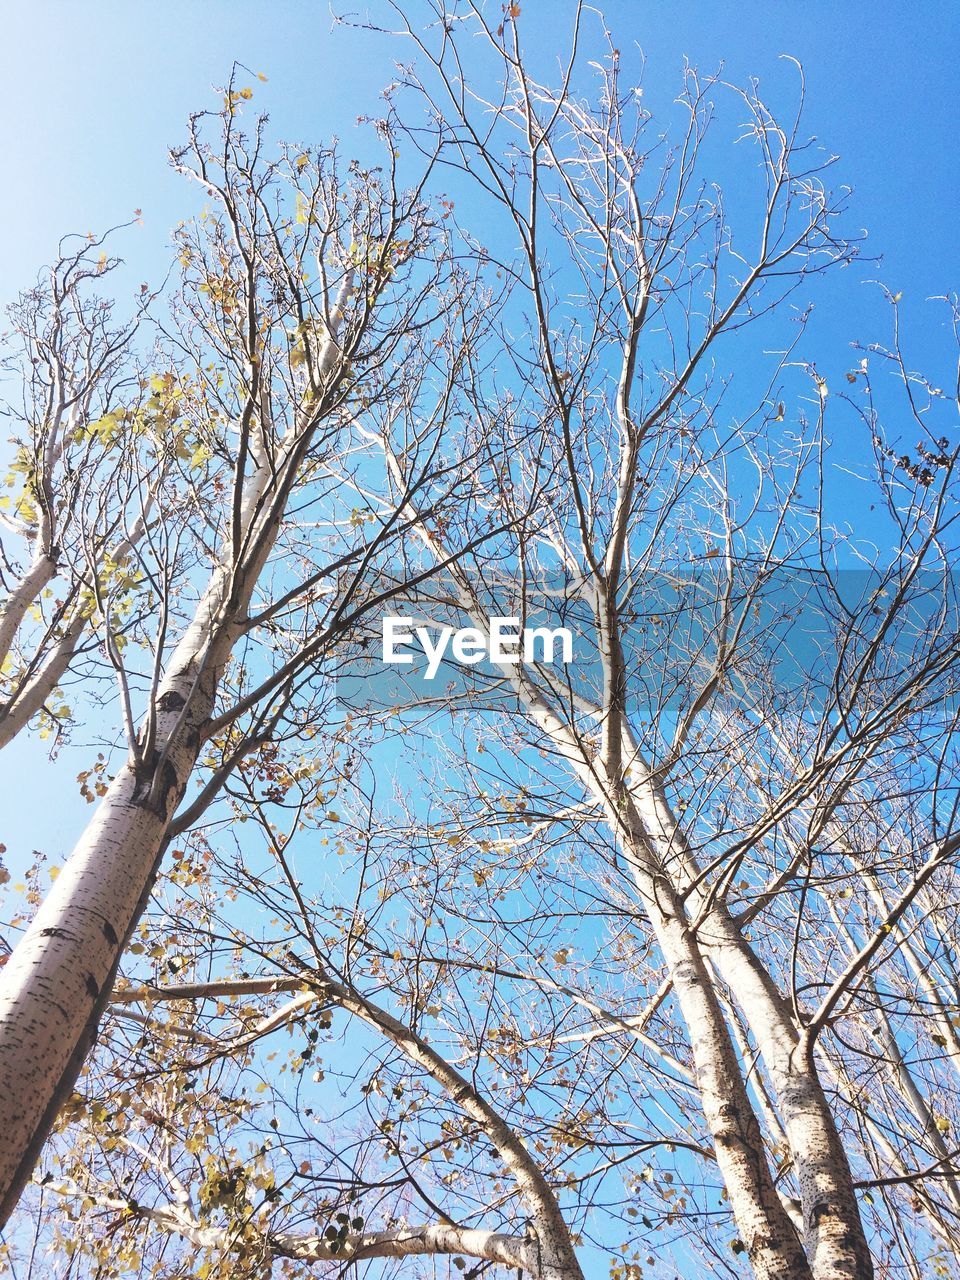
[1,0,957,885]
[1,1,956,310]
[0,5,954,835]
[0,7,956,1272]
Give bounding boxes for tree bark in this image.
[611,805,814,1279]
[0,552,57,667]
[0,566,235,1224]
[381,562,814,1271]
[0,228,361,1220]
[630,774,874,1280]
[0,610,86,750]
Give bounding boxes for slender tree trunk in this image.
[859,869,960,1079]
[610,805,813,1278]
[699,915,872,1279]
[827,896,960,1222]
[0,610,86,750]
[385,525,862,1277]
[275,1223,580,1276]
[0,553,57,666]
[513,684,869,1275]
[820,1043,960,1255]
[632,776,874,1280]
[441,620,812,1274]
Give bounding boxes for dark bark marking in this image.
[131,751,180,819]
[154,758,179,820]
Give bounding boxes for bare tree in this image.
[335,5,960,1278]
[0,77,491,1227]
[3,11,959,1280]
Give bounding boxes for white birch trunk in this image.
[610,805,813,1278]
[630,775,873,1280]
[494,671,862,1275]
[0,431,296,1220]
[487,668,812,1276]
[393,474,874,1274]
[272,1223,573,1275]
[0,267,357,1222]
[371,515,814,1273]
[0,553,57,668]
[0,564,237,1222]
[0,610,87,750]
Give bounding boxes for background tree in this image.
[0,230,161,753]
[354,6,960,1278]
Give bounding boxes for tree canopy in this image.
[1,6,959,1280]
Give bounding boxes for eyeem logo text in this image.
[382,616,573,680]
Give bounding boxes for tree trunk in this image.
[0,610,86,751]
[0,552,57,666]
[503,667,861,1277]
[0,560,244,1224]
[632,776,874,1280]
[613,817,814,1278]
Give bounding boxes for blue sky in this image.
[0,0,957,903]
[0,0,955,886]
[1,1,957,311]
[0,6,957,1274]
